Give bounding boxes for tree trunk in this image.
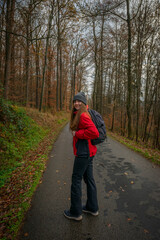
[69,56,73,110]
[10,30,15,98]
[39,2,54,112]
[60,44,63,110]
[143,89,155,142]
[100,13,104,115]
[35,39,40,109]
[92,17,98,110]
[96,56,101,111]
[72,41,80,98]
[126,0,132,138]
[25,33,30,106]
[0,0,5,85]
[3,0,15,99]
[56,0,60,111]
[111,21,118,131]
[47,49,52,109]
[136,40,142,142]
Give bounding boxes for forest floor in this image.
[107,131,160,166]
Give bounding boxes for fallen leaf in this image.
[64,182,66,185]
[127,218,132,221]
[144,229,149,234]
[107,223,111,228]
[57,180,60,184]
[56,170,59,173]
[130,181,134,184]
[124,172,128,175]
[24,233,28,237]
[106,191,113,197]
[119,186,125,192]
[68,197,71,200]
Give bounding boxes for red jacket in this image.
[73,111,99,157]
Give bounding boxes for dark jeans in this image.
[70,156,98,216]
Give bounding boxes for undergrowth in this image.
[107,130,160,166]
[0,99,48,188]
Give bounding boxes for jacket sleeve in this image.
[75,113,99,140]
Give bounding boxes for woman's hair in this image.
[70,102,90,131]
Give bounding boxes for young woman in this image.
[64,92,99,221]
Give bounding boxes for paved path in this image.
[19,124,160,240]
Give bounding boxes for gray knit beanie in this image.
[73,92,87,105]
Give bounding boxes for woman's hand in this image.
[72,131,76,136]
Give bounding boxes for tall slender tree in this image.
[39,1,54,111]
[3,0,15,99]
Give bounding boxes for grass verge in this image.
[0,102,69,240]
[107,131,160,166]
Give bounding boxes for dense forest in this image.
[0,0,159,148]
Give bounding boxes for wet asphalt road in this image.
[19,124,160,240]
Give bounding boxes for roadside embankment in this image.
[0,100,69,240]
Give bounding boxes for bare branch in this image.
[131,0,143,21]
[78,1,125,18]
[109,11,126,21]
[0,29,56,41]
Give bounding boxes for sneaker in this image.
[64,210,82,221]
[82,206,99,216]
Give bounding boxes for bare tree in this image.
[39,1,54,112]
[3,0,15,99]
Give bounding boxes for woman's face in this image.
[74,100,82,110]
